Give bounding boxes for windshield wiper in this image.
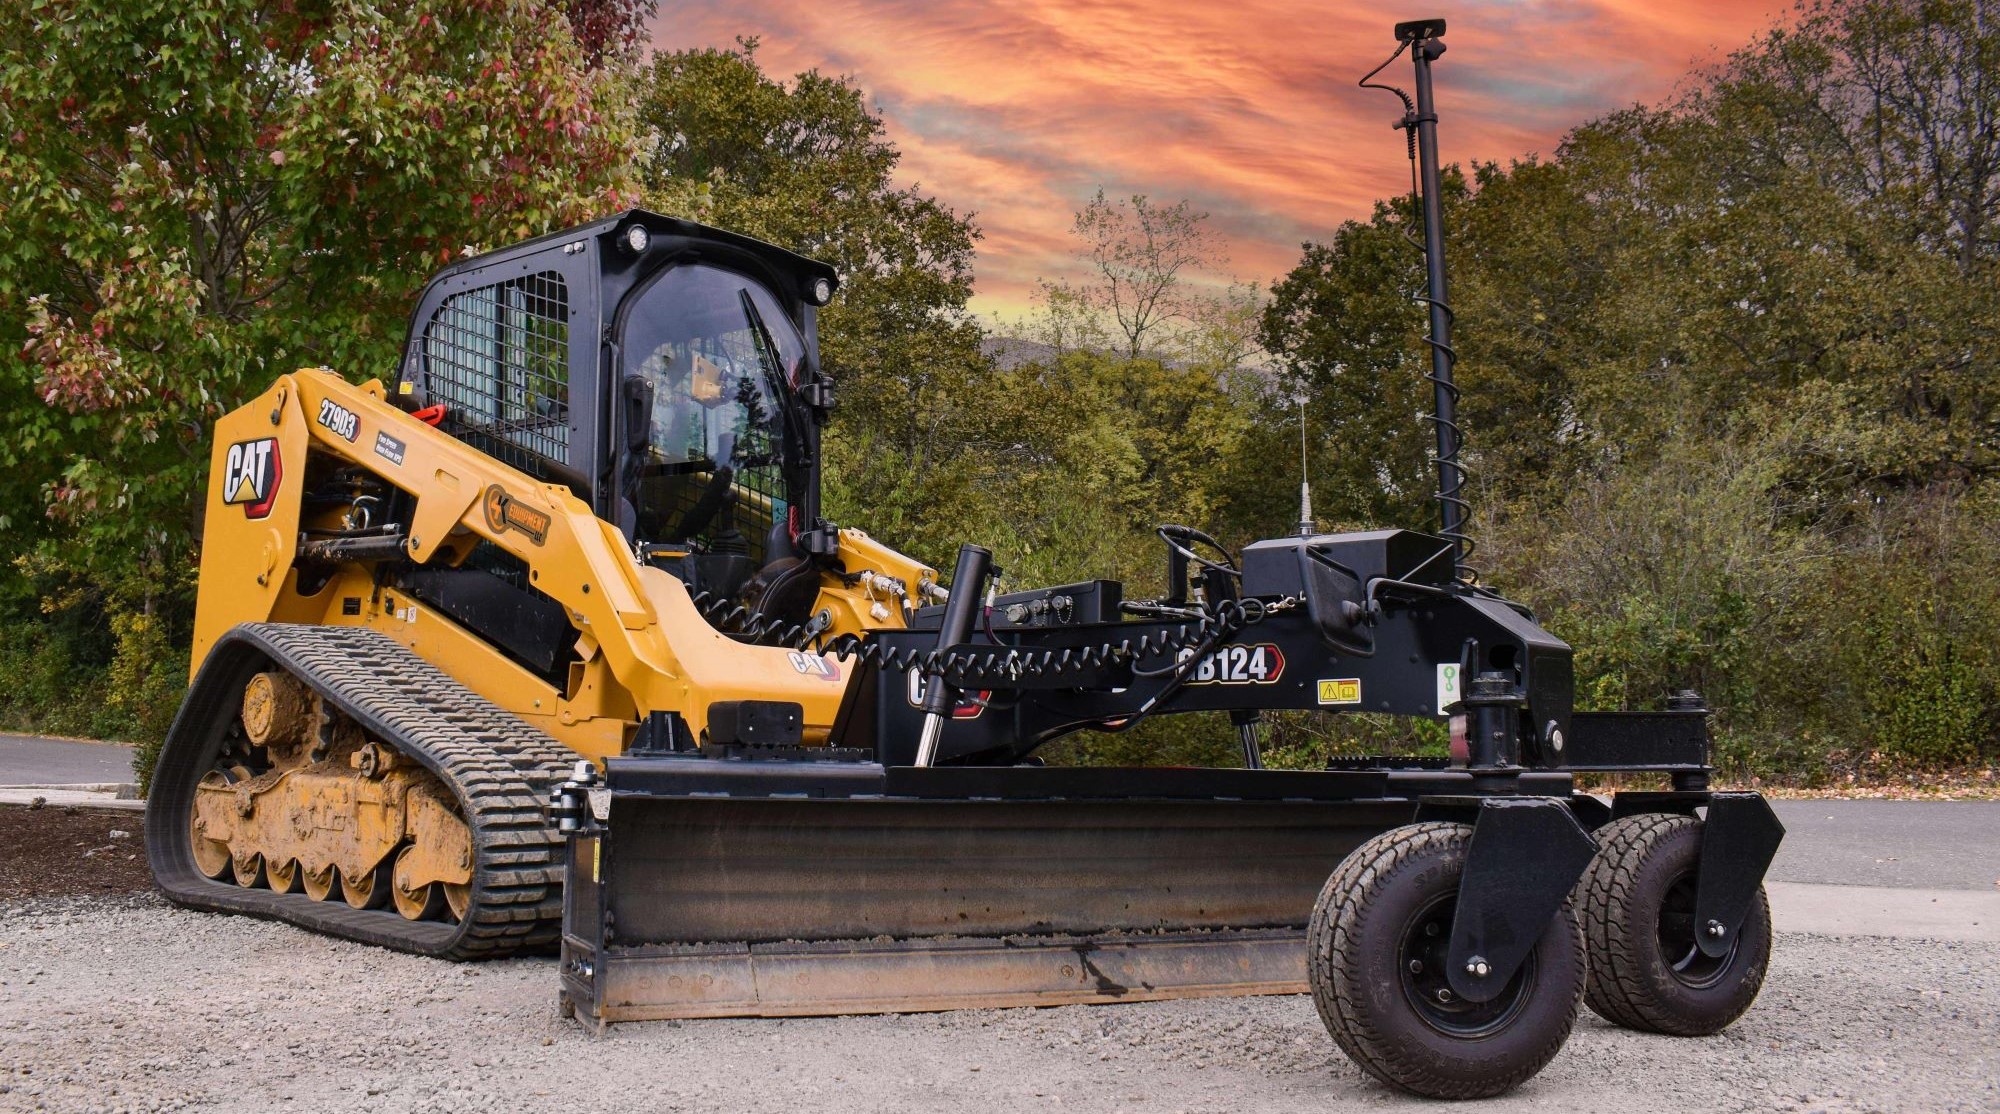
[738,290,818,462]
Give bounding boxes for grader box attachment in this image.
[150,20,1784,1099]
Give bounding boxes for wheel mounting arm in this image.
[1691,792,1785,957]
[1418,797,1598,1003]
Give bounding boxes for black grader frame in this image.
[553,21,1785,1099]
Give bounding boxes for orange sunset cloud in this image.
[649,1,1791,316]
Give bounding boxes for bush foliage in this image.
[0,0,1991,785]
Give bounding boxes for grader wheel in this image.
[1308,822,1586,1100]
[1575,813,1774,1035]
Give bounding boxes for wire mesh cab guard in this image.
[422,270,574,480]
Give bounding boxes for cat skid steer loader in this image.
[149,21,1783,1098]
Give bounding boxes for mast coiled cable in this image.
[1360,41,1479,582]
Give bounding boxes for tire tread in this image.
[1308,822,1583,1099]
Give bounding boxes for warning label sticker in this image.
[1317,678,1362,705]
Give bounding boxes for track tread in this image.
[149,623,577,960]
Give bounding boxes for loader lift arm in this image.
[194,367,927,762]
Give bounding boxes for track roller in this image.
[1574,812,1772,1035]
[392,846,448,921]
[301,863,338,903]
[341,863,392,911]
[230,852,267,889]
[266,857,301,894]
[1307,822,1586,1099]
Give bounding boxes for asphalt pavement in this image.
[1767,799,1997,890]
[3,731,1995,920]
[0,733,136,786]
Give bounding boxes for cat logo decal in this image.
[221,438,282,520]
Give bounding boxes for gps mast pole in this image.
[1396,19,1468,581]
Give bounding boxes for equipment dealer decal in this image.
[482,484,551,545]
[221,438,282,520]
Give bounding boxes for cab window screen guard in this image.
[423,271,572,476]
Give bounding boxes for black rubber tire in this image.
[1307,822,1587,1100]
[1575,813,1772,1035]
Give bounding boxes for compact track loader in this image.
[150,21,1785,1097]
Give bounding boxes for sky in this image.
[648,1,1789,319]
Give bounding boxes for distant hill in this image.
[981,335,1280,392]
[981,335,1062,370]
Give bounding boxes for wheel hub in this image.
[1657,872,1736,988]
[1399,895,1535,1037]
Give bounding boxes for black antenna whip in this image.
[1360,19,1475,583]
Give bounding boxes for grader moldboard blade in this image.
[554,761,1581,1024]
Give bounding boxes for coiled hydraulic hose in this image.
[689,589,1292,687]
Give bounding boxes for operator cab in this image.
[392,210,839,658]
[619,262,813,598]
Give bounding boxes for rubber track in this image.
[1575,812,1770,1034]
[1307,822,1579,1100]
[146,623,575,960]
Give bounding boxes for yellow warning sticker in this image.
[1318,678,1363,705]
[591,839,601,882]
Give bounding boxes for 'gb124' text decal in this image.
[1184,642,1286,685]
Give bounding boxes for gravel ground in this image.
[2,895,1995,1114]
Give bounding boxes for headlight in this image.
[622,224,651,254]
[808,276,833,305]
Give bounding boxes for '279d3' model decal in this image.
[221,438,282,520]
[1184,642,1286,685]
[316,398,360,442]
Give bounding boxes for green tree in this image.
[0,0,636,736]
[1244,188,1443,540]
[632,40,996,567]
[1252,0,1999,777]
